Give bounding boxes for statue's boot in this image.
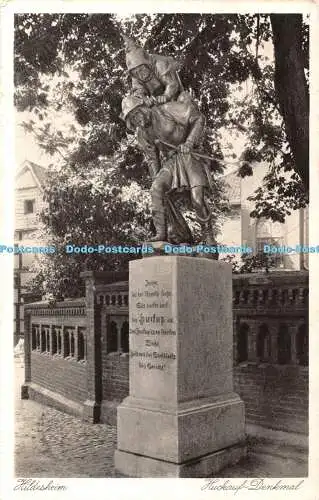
[151,185,167,241]
[152,209,167,242]
[197,214,218,259]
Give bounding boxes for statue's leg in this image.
[150,169,172,241]
[191,186,210,220]
[191,187,218,251]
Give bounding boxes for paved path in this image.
[15,360,307,478]
[15,360,118,478]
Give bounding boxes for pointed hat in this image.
[122,35,151,71]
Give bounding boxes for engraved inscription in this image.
[130,279,176,371]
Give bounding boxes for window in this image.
[255,219,285,269]
[237,323,249,363]
[24,200,35,214]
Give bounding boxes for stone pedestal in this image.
[114,256,246,477]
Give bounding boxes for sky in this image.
[15,114,49,168]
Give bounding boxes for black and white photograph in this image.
[0,1,318,497]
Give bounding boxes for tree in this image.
[14,14,309,297]
[270,14,309,190]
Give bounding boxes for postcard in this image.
[0,1,318,499]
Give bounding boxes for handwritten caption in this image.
[201,478,304,494]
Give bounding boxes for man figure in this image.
[121,94,216,245]
[123,36,188,106]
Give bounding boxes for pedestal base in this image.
[115,257,246,477]
[115,442,247,478]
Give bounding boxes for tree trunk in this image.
[270,14,309,191]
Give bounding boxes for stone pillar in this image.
[269,325,278,363]
[247,322,257,362]
[115,256,246,477]
[39,323,43,352]
[74,326,79,361]
[21,310,31,399]
[290,324,298,364]
[82,273,102,423]
[61,326,65,357]
[49,325,53,355]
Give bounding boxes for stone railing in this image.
[95,281,129,309]
[232,271,308,366]
[25,299,87,359]
[233,271,308,310]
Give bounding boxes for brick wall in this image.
[102,352,129,402]
[99,356,308,434]
[234,364,308,434]
[31,352,87,403]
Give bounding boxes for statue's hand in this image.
[143,96,156,107]
[179,143,192,155]
[156,95,168,104]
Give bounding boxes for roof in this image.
[28,162,47,186]
[16,160,47,190]
[223,169,241,205]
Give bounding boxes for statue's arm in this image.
[160,71,180,102]
[185,108,205,148]
[136,128,161,179]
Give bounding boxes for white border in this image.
[1,2,318,499]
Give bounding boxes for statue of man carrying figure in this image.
[121,36,218,250]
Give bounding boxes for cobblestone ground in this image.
[15,360,119,478]
[15,359,307,478]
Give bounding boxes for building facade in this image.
[14,161,47,344]
[220,163,309,271]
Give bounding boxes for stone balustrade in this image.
[232,271,308,367]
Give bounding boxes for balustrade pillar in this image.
[289,324,298,364]
[21,311,31,399]
[117,318,124,352]
[49,325,53,355]
[75,326,79,360]
[81,272,102,423]
[269,325,278,364]
[39,323,43,352]
[247,323,257,362]
[61,326,65,357]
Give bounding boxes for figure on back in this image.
[123,35,190,106]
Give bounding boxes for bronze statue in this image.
[121,36,217,248]
[121,94,216,245]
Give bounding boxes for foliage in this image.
[221,252,278,274]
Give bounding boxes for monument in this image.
[114,36,246,477]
